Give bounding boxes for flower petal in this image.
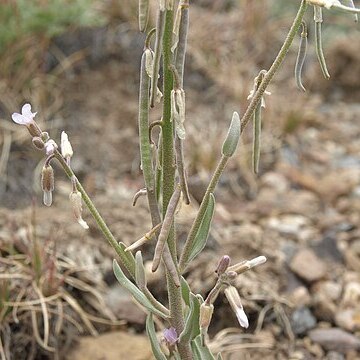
[12,113,29,125]
[236,307,249,329]
[21,103,36,119]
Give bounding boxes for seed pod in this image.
[343,0,358,22]
[150,8,165,108]
[152,185,181,272]
[252,102,262,174]
[314,6,330,79]
[139,0,150,32]
[295,21,308,92]
[174,0,189,87]
[41,165,54,207]
[221,112,241,158]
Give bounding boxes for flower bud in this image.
[221,112,240,157]
[44,139,58,156]
[61,131,73,159]
[41,165,54,207]
[32,137,45,150]
[199,303,214,329]
[69,191,89,229]
[215,255,231,276]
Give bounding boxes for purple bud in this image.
[163,327,177,346]
[216,255,231,275]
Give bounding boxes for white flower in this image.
[224,286,249,329]
[235,307,249,329]
[69,191,89,230]
[12,103,37,125]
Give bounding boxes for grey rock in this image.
[291,307,317,335]
[309,328,360,353]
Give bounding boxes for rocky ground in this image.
[1,1,360,359]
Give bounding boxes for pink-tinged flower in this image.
[11,103,41,137]
[44,139,58,156]
[163,327,177,346]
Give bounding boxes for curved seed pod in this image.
[175,0,189,88]
[221,112,241,158]
[152,185,181,272]
[252,102,262,174]
[295,21,308,92]
[150,9,166,108]
[314,6,330,79]
[139,0,150,32]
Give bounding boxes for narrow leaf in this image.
[179,293,201,343]
[146,314,167,360]
[113,260,169,319]
[187,193,215,263]
[191,335,216,360]
[221,112,241,158]
[180,276,191,307]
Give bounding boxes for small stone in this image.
[288,286,312,307]
[325,351,345,360]
[104,285,146,325]
[313,281,342,302]
[291,307,317,335]
[309,328,360,353]
[290,249,327,283]
[342,281,360,307]
[335,309,360,332]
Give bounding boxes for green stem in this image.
[54,150,136,279]
[240,0,308,133]
[179,155,228,272]
[162,7,192,360]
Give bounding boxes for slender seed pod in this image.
[175,135,190,204]
[150,9,166,108]
[314,6,330,79]
[139,0,150,32]
[139,49,155,193]
[174,0,189,88]
[295,21,308,92]
[252,102,262,174]
[152,185,181,272]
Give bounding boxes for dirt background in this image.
[1,1,360,359]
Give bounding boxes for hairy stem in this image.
[162,7,192,360]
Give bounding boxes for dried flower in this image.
[170,88,186,139]
[199,303,214,329]
[41,165,55,207]
[12,103,42,137]
[69,190,89,229]
[224,286,249,329]
[61,131,73,160]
